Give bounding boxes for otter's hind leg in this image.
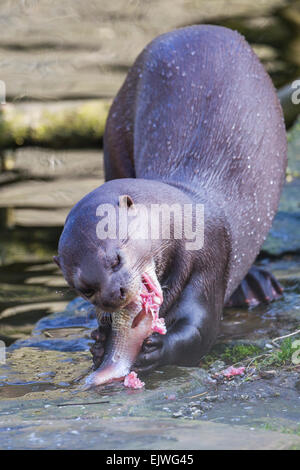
[226,266,283,308]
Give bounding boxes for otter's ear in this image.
[53,255,60,268]
[119,194,134,209]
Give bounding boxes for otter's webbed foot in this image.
[90,314,111,370]
[132,332,165,375]
[226,266,283,308]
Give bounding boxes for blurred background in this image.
[0,0,299,346]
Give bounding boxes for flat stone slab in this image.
[7,148,104,179]
[0,414,299,450]
[0,343,299,450]
[0,177,102,209]
[13,208,70,227]
[0,149,104,226]
[0,0,285,100]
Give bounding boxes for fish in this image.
[84,273,165,388]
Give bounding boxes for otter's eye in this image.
[111,254,121,270]
[82,289,95,299]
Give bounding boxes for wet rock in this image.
[287,116,300,177]
[8,337,92,353]
[33,297,97,335]
[1,414,300,449]
[259,370,277,379]
[209,360,226,374]
[262,211,300,256]
[262,116,300,256]
[7,298,98,353]
[278,179,300,213]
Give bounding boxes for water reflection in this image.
[0,227,73,345]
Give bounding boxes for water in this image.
[0,226,73,346]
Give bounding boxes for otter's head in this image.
[54,185,163,315]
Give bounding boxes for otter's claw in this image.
[132,333,164,374]
[226,266,283,308]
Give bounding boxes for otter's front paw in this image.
[132,333,165,375]
[90,320,111,370]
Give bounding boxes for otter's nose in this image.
[101,287,126,309]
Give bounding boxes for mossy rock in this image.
[0,100,111,149]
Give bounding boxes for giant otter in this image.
[55,25,286,381]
